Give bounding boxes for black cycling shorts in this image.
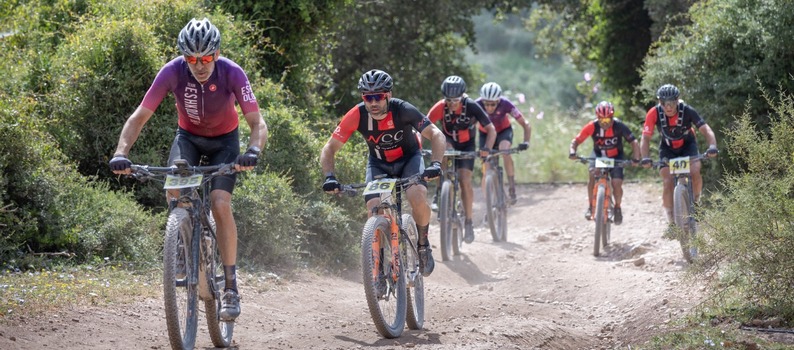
[478,127,513,150]
[364,151,426,203]
[658,140,699,168]
[168,127,240,194]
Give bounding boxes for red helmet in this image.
[595,101,614,119]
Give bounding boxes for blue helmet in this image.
[441,75,466,98]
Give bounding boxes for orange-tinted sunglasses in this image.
[184,54,215,65]
[362,93,388,102]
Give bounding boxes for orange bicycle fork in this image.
[590,176,611,221]
[371,212,401,284]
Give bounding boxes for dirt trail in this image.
[0,182,708,350]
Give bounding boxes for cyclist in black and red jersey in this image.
[108,18,268,321]
[476,82,531,205]
[427,76,496,244]
[320,69,446,277]
[569,101,640,225]
[640,84,718,235]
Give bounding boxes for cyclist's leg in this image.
[658,146,678,224]
[611,167,625,224]
[167,128,202,202]
[496,129,515,194]
[585,156,596,219]
[364,157,386,217]
[690,159,703,203]
[454,142,476,221]
[478,130,488,193]
[401,152,429,229]
[204,130,240,291]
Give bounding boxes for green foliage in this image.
[233,172,303,267]
[299,200,362,269]
[259,104,323,194]
[699,91,794,322]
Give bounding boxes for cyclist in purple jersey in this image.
[109,18,267,321]
[476,82,531,205]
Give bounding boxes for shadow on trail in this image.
[442,254,504,286]
[334,330,443,348]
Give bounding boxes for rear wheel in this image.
[438,180,453,261]
[496,176,508,242]
[202,212,234,348]
[361,216,406,338]
[163,208,198,350]
[594,185,606,256]
[485,173,504,242]
[402,214,424,330]
[673,183,695,263]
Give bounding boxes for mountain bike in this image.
[129,159,235,350]
[431,150,476,261]
[653,153,709,263]
[483,148,522,242]
[337,174,425,338]
[575,156,631,257]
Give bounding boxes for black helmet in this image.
[656,84,680,101]
[177,18,221,57]
[441,75,466,98]
[358,69,393,93]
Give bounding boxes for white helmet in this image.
[480,82,502,101]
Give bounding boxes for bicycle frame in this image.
[575,156,629,256]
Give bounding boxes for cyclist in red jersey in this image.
[427,76,496,244]
[109,18,267,321]
[640,84,718,235]
[476,82,531,205]
[569,101,640,225]
[320,69,446,277]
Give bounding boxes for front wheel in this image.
[438,180,454,261]
[202,213,234,348]
[361,216,407,338]
[402,214,424,330]
[673,183,696,263]
[163,208,199,350]
[593,185,607,256]
[485,173,506,242]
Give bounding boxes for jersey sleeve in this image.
[331,106,361,143]
[574,122,595,144]
[468,100,492,126]
[616,121,637,143]
[642,107,659,136]
[397,100,431,132]
[140,61,178,112]
[685,105,707,129]
[427,100,445,124]
[227,62,260,115]
[505,100,526,122]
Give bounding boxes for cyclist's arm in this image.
[697,123,717,149]
[640,108,658,159]
[113,105,155,157]
[421,124,445,164]
[243,110,268,151]
[630,139,641,160]
[482,123,497,150]
[320,138,344,175]
[570,122,594,155]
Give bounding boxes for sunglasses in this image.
[185,54,215,65]
[362,93,388,102]
[660,99,678,108]
[445,97,462,103]
[598,117,613,123]
[483,101,498,107]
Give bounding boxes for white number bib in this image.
[362,179,397,196]
[163,174,203,189]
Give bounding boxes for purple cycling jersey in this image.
[475,97,525,133]
[140,57,260,137]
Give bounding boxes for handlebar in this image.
[129,162,236,180]
[335,174,424,197]
[573,156,633,167]
[421,149,477,159]
[649,152,711,169]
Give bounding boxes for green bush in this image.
[699,90,794,321]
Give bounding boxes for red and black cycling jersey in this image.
[427,97,492,145]
[332,98,431,163]
[642,102,706,150]
[574,119,637,158]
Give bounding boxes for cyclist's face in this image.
[362,92,390,118]
[660,99,678,117]
[482,100,498,114]
[597,117,613,129]
[445,96,463,110]
[185,51,218,83]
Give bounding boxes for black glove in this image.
[706,145,719,157]
[322,175,341,193]
[423,161,442,180]
[518,142,529,151]
[109,155,131,172]
[641,158,653,167]
[237,146,260,167]
[632,158,641,166]
[568,152,577,160]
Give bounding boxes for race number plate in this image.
[594,157,615,169]
[362,178,397,195]
[669,156,691,174]
[163,174,203,189]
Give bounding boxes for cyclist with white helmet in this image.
[640,84,718,236]
[427,76,496,244]
[320,69,446,276]
[109,18,268,321]
[476,82,531,205]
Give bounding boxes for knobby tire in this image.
[163,208,199,350]
[673,183,695,263]
[438,180,453,261]
[496,174,508,242]
[402,214,425,330]
[361,216,407,338]
[594,185,607,256]
[485,173,503,242]
[201,212,234,348]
